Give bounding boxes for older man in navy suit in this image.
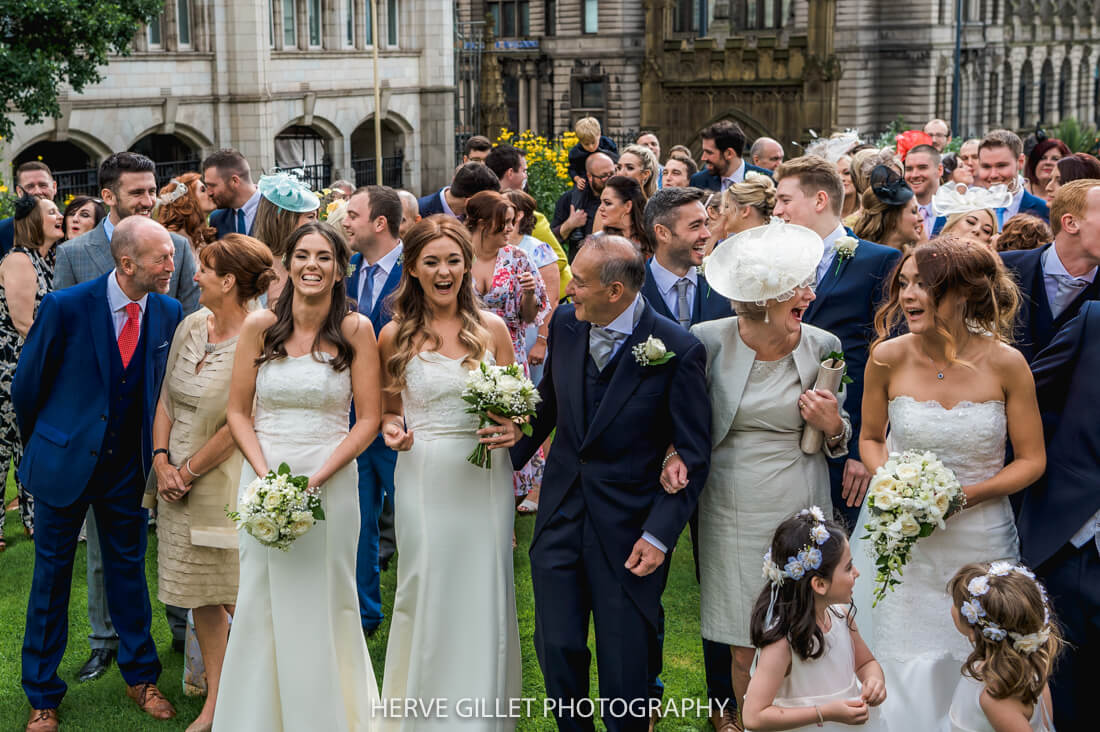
[773,155,902,529]
[342,185,405,634]
[201,149,261,239]
[512,235,711,731]
[1001,179,1100,364]
[689,120,773,192]
[15,217,183,731]
[1021,301,1100,729]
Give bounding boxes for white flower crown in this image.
[156,180,188,207]
[762,506,830,586]
[960,562,1052,654]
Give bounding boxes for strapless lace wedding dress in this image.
[851,397,1019,732]
[380,352,521,731]
[214,355,379,731]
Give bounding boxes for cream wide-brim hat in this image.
[706,219,825,304]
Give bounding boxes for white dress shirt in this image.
[358,242,403,313]
[720,159,748,191]
[918,202,935,239]
[106,269,148,339]
[815,224,849,286]
[439,187,458,219]
[649,256,697,322]
[237,189,262,234]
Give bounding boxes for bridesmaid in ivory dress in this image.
[215,222,381,731]
[852,236,1046,730]
[378,214,523,730]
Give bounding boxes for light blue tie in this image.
[588,326,623,371]
[236,209,246,234]
[1049,273,1089,319]
[359,264,380,315]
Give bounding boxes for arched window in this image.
[1019,60,1033,128]
[1059,57,1072,121]
[989,70,1000,126]
[1079,57,1091,121]
[1002,62,1013,126]
[1039,58,1054,123]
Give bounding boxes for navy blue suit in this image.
[803,232,902,529]
[641,261,734,710]
[0,216,14,259]
[209,207,254,239]
[417,189,447,218]
[511,302,711,730]
[689,162,773,192]
[347,251,403,630]
[1001,243,1100,364]
[14,273,182,709]
[1023,302,1100,728]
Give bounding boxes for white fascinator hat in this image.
[706,219,824,305]
[931,183,1013,218]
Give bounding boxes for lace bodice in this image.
[401,352,486,440]
[887,396,1006,486]
[254,354,351,443]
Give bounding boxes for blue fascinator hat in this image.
[257,172,320,213]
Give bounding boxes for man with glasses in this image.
[551,152,615,259]
[923,118,952,153]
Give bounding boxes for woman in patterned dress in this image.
[466,191,550,500]
[0,195,64,548]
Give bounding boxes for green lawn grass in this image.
[3,476,713,731]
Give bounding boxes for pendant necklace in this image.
[922,349,946,380]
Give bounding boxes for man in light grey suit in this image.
[52,151,199,683]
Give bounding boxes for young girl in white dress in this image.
[945,562,1063,732]
[742,508,888,731]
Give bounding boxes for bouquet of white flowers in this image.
[862,450,964,605]
[461,361,541,468]
[226,463,325,551]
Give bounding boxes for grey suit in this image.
[54,219,200,313]
[51,217,198,651]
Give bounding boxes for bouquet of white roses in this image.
[862,450,964,605]
[461,361,541,469]
[227,463,325,551]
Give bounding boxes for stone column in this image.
[526,62,539,134]
[212,0,276,173]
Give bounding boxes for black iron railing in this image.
[351,153,404,188]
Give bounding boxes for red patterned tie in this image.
[117,302,141,368]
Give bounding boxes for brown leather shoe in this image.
[126,683,176,720]
[26,708,59,732]
[710,707,743,732]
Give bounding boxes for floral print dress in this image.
[0,246,54,539]
[475,244,551,496]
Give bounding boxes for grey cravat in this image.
[588,325,623,371]
[1050,273,1089,319]
[675,278,692,328]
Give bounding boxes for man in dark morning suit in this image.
[0,162,58,258]
[1021,301,1100,731]
[201,149,261,239]
[511,235,711,732]
[341,185,405,634]
[51,152,198,685]
[416,160,500,220]
[773,156,902,530]
[640,187,735,730]
[689,120,773,192]
[15,216,183,731]
[1000,179,1100,364]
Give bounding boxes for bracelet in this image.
[185,458,202,479]
[536,334,548,342]
[152,448,169,459]
[827,421,852,445]
[661,450,679,471]
[815,705,824,727]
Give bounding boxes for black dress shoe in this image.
[77,648,115,682]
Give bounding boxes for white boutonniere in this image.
[696,254,713,297]
[346,263,357,277]
[633,336,676,366]
[832,236,858,275]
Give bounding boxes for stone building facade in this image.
[2,0,456,198]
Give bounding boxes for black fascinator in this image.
[869,165,914,207]
[13,193,38,221]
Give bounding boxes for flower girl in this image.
[945,563,1062,732]
[742,508,888,731]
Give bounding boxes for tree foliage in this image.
[0,0,164,140]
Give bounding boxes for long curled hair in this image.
[155,172,217,249]
[872,235,1020,366]
[852,189,913,250]
[749,512,852,661]
[384,214,494,393]
[601,175,653,257]
[256,222,355,372]
[948,563,1063,706]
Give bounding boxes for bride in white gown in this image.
[217,223,383,731]
[377,215,523,731]
[851,238,1045,731]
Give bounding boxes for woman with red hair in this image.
[1024,138,1070,202]
[155,171,218,258]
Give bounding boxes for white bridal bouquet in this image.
[862,450,964,605]
[461,361,541,469]
[227,463,325,551]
